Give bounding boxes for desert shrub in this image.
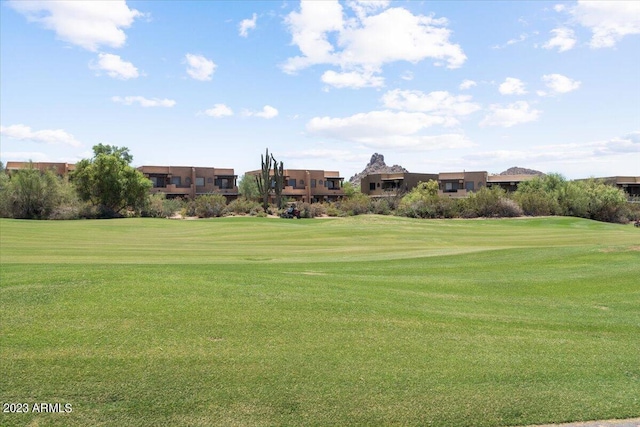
[397,180,456,218]
[463,186,521,218]
[325,203,342,217]
[224,197,262,215]
[337,192,371,215]
[494,198,524,217]
[297,202,326,218]
[141,194,184,218]
[0,166,87,220]
[371,198,391,215]
[622,202,640,222]
[514,175,563,216]
[192,193,227,218]
[513,191,558,216]
[560,181,590,218]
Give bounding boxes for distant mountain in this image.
[497,166,545,176]
[349,153,409,188]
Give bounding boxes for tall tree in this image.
[73,144,151,217]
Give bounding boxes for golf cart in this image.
[281,202,301,219]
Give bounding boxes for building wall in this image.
[361,173,438,197]
[246,169,345,203]
[138,166,238,200]
[438,171,488,198]
[486,174,538,192]
[5,162,75,176]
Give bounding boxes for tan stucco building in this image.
[246,169,344,203]
[360,172,438,197]
[137,165,238,200]
[4,161,76,176]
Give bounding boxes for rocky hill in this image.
[349,153,408,188]
[497,166,545,176]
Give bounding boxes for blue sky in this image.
[1,0,638,180]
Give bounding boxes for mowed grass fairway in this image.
[1,216,639,427]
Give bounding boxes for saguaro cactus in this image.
[255,148,272,211]
[272,155,284,209]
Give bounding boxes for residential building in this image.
[361,172,438,197]
[598,176,640,198]
[5,161,75,176]
[438,171,488,198]
[486,174,539,192]
[137,165,238,201]
[245,169,344,203]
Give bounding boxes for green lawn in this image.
[1,216,639,426]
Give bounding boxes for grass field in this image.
[1,216,639,426]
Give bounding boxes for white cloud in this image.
[284,148,362,162]
[499,77,527,95]
[480,101,541,127]
[282,0,344,73]
[306,110,473,150]
[382,89,481,117]
[8,0,143,51]
[554,4,566,13]
[283,2,466,86]
[244,105,279,119]
[346,0,391,19]
[538,74,581,96]
[0,151,50,162]
[90,53,139,79]
[111,96,176,107]
[492,34,528,49]
[184,54,216,81]
[571,1,640,48]
[464,131,640,164]
[459,79,477,90]
[0,124,82,147]
[400,71,414,81]
[239,13,257,37]
[338,8,466,70]
[203,104,234,118]
[543,28,577,52]
[321,70,384,88]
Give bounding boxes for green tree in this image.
[0,162,10,217]
[342,182,357,198]
[2,162,62,219]
[238,174,260,201]
[72,144,151,217]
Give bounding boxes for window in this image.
[377,182,380,188]
[288,178,296,187]
[171,176,181,186]
[465,181,474,192]
[445,182,454,192]
[311,179,316,188]
[150,176,158,187]
[300,179,305,186]
[319,180,323,186]
[196,177,205,186]
[215,178,231,189]
[370,182,376,191]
